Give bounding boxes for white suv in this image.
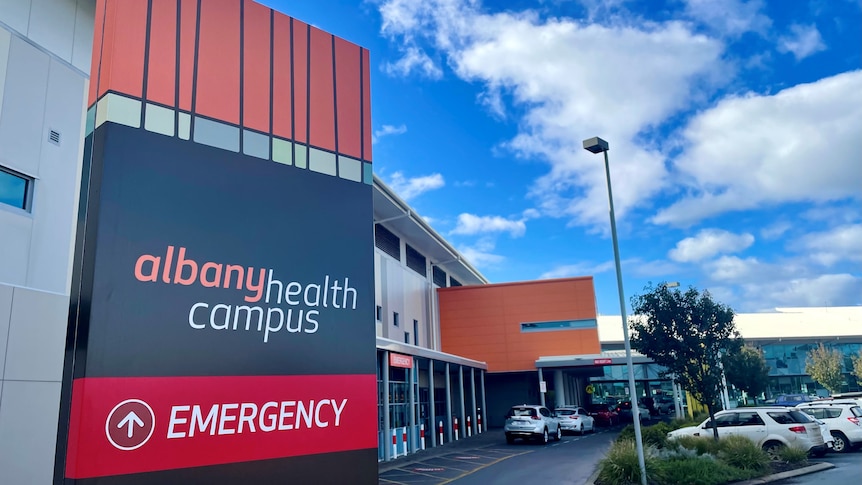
[797,401,862,453]
[504,404,562,444]
[667,407,827,458]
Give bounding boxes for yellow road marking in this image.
[437,450,534,484]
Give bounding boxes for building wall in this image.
[374,239,432,348]
[438,277,601,372]
[0,2,92,484]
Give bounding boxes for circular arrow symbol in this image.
[106,399,155,451]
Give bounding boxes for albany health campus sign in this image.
[56,0,377,483]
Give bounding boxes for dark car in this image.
[774,394,813,406]
[587,403,619,426]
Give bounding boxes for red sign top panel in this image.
[65,375,377,479]
[594,358,613,365]
[389,353,414,369]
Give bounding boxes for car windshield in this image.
[509,407,537,418]
[557,409,577,416]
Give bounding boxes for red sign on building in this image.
[594,358,613,365]
[389,353,414,369]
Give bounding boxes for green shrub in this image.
[717,436,770,472]
[616,424,636,444]
[654,456,752,485]
[596,439,661,485]
[667,416,701,431]
[642,422,672,449]
[674,435,722,456]
[777,445,809,465]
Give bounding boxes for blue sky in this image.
[264,0,862,315]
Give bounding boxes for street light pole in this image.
[583,137,647,485]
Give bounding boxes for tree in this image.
[629,284,739,440]
[805,344,844,394]
[853,350,862,381]
[723,345,770,404]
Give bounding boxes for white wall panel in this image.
[0,0,32,36]
[3,286,67,382]
[26,58,86,292]
[0,284,13,378]
[0,380,62,485]
[0,27,11,121]
[27,0,76,61]
[71,0,94,72]
[0,210,32,285]
[0,36,49,174]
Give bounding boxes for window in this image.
[374,224,400,260]
[375,305,382,321]
[404,332,410,344]
[432,266,447,287]
[737,412,764,426]
[0,166,33,211]
[413,319,419,345]
[393,312,399,327]
[449,277,462,287]
[521,319,598,333]
[405,244,426,276]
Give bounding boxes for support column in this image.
[429,360,437,447]
[470,368,477,435]
[458,366,466,438]
[445,362,452,442]
[409,358,416,453]
[382,351,391,461]
[480,371,487,433]
[554,370,565,408]
[538,368,546,407]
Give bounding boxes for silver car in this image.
[556,406,595,435]
[504,404,562,444]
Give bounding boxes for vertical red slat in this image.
[88,0,107,106]
[292,20,308,143]
[335,38,361,159]
[100,0,148,99]
[308,27,335,151]
[195,0,240,124]
[272,13,293,139]
[95,0,117,99]
[178,0,197,111]
[361,48,372,162]
[146,0,178,107]
[242,0,271,132]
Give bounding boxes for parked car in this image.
[796,401,862,453]
[615,400,651,422]
[795,411,835,451]
[587,403,619,426]
[504,404,562,444]
[667,407,827,459]
[556,406,595,435]
[654,396,676,415]
[774,394,813,406]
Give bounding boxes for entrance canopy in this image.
[536,350,652,369]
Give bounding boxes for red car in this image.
[587,404,619,426]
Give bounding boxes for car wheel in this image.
[762,441,784,461]
[577,423,583,435]
[554,426,562,441]
[831,432,849,453]
[506,434,515,445]
[541,428,549,444]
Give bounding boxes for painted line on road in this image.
[437,450,534,485]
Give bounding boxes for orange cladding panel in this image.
[146,0,178,107]
[177,0,197,111]
[242,0,271,132]
[195,0,241,124]
[438,278,600,372]
[96,0,148,100]
[88,0,106,105]
[292,20,309,143]
[308,27,335,151]
[334,37,362,159]
[361,48,371,161]
[271,14,293,140]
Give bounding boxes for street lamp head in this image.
[583,136,609,154]
[664,282,680,288]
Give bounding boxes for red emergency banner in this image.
[64,374,377,479]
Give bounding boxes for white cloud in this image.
[655,70,862,226]
[377,0,725,228]
[683,0,772,37]
[451,213,526,237]
[793,224,862,266]
[387,171,445,200]
[777,24,826,61]
[760,221,791,240]
[382,45,442,78]
[669,229,754,263]
[540,260,615,279]
[373,124,407,143]
[457,238,505,267]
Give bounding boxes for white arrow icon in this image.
[118,411,145,438]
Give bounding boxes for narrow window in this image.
[393,312,399,327]
[0,166,33,211]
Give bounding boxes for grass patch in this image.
[654,456,755,485]
[616,422,674,449]
[596,439,662,485]
[717,436,770,472]
[777,445,809,465]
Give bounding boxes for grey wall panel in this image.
[26,58,86,292]
[0,284,13,379]
[27,0,76,62]
[0,28,11,121]
[3,286,67,382]
[71,0,94,73]
[0,0,32,36]
[0,36,49,175]
[0,380,62,485]
[0,210,32,285]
